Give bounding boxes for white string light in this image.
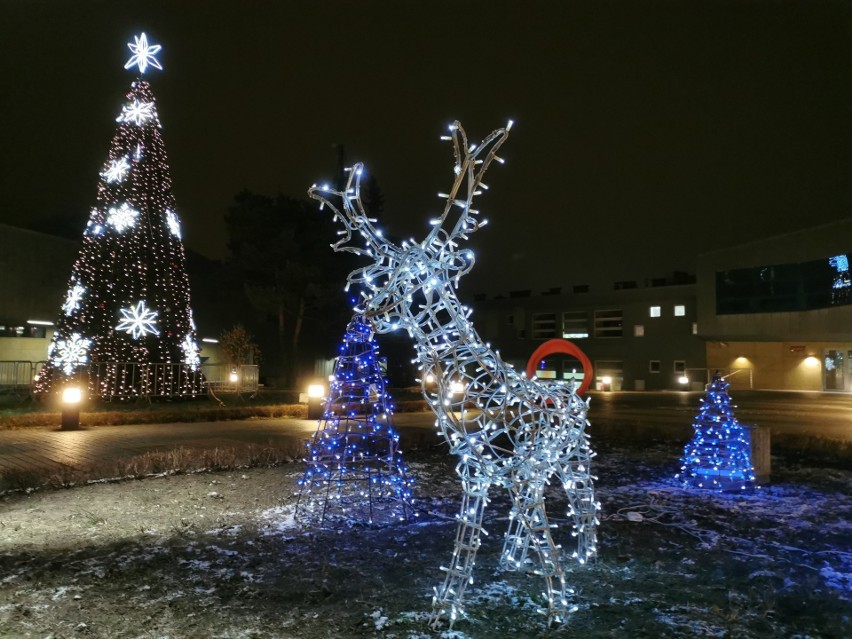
[309,121,598,629]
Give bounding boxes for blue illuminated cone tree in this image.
[296,316,414,524]
[677,372,756,491]
[35,34,202,400]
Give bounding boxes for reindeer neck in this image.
[408,285,507,391]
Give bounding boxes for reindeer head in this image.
[309,121,512,336]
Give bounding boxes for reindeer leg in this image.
[560,446,599,566]
[502,473,573,627]
[429,471,491,630]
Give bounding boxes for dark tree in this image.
[224,191,355,386]
[360,173,385,218]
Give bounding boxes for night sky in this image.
[1,1,850,296]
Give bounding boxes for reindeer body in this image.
[309,121,598,628]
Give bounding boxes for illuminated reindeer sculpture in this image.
[309,121,598,628]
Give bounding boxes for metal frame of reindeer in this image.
[309,121,599,629]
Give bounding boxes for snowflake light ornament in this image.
[117,100,156,126]
[117,301,159,339]
[62,284,86,316]
[101,156,130,183]
[181,334,201,371]
[51,332,92,375]
[124,32,162,75]
[166,210,181,238]
[106,203,139,232]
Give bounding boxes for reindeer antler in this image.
[308,164,393,259]
[427,120,513,247]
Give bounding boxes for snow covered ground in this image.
[0,443,849,638]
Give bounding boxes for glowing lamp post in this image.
[306,383,325,420]
[61,386,83,430]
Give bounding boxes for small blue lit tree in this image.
[677,372,756,491]
[296,315,415,524]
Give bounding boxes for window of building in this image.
[649,305,661,318]
[674,304,686,316]
[531,313,557,339]
[716,251,852,315]
[562,311,589,339]
[674,360,686,374]
[594,309,623,338]
[0,325,47,338]
[649,360,661,373]
[506,314,514,326]
[692,322,698,335]
[633,324,644,337]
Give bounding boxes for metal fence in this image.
[0,360,38,394]
[201,363,260,395]
[0,361,259,400]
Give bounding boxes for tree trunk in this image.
[292,296,306,383]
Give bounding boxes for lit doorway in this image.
[823,349,845,391]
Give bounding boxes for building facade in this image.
[470,277,706,391]
[697,218,852,392]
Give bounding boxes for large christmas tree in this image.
[35,34,202,400]
[677,372,756,491]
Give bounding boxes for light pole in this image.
[61,386,82,430]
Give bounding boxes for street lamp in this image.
[306,383,326,420]
[61,385,83,431]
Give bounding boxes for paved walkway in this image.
[0,413,439,477]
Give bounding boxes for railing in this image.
[201,363,260,395]
[0,360,38,395]
[687,367,753,390]
[0,361,260,400]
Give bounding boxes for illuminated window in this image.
[674,304,686,316]
[562,311,589,339]
[650,306,661,317]
[634,324,644,337]
[692,322,698,335]
[649,360,661,373]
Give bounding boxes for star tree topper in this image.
[124,33,162,74]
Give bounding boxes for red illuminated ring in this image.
[525,339,594,395]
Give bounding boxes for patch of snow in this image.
[819,562,852,600]
[653,607,726,637]
[259,504,299,534]
[370,609,390,630]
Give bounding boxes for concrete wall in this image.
[706,340,852,391]
[0,335,52,363]
[0,224,80,327]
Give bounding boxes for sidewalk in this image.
[0,412,439,477]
